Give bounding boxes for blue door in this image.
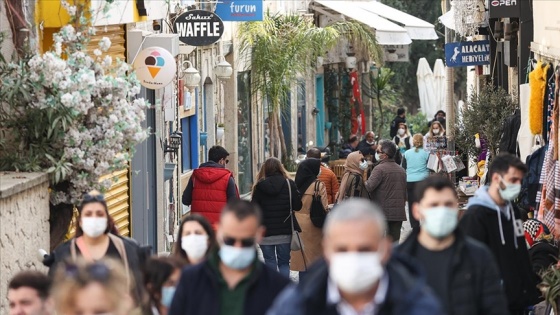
[316,75,325,147]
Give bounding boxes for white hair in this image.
[324,199,387,237]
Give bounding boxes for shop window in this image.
[181,118,192,173]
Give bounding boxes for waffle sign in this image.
[174,10,224,46]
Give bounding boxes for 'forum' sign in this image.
[173,10,224,46]
[215,0,263,21]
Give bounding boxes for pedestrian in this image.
[267,198,444,315]
[292,158,329,280]
[460,153,540,315]
[7,271,53,315]
[182,145,239,228]
[339,134,359,159]
[357,131,377,158]
[47,191,145,303]
[395,176,509,315]
[393,122,412,155]
[424,120,446,151]
[402,134,430,231]
[390,107,407,138]
[251,157,302,277]
[307,148,339,204]
[336,151,369,203]
[427,110,446,127]
[168,200,291,315]
[172,214,217,266]
[143,257,183,315]
[365,140,407,242]
[51,259,134,315]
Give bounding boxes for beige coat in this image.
[291,180,328,271]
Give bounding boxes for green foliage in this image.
[362,68,398,139]
[455,84,517,161]
[539,264,560,314]
[407,112,430,136]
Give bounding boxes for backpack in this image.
[310,181,327,228]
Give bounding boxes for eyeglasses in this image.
[82,193,106,203]
[222,236,255,247]
[64,262,111,284]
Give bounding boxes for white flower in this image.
[99,37,111,52]
[55,42,62,55]
[102,56,112,67]
[60,93,74,106]
[93,49,102,56]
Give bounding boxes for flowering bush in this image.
[0,3,148,204]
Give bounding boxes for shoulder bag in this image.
[310,181,327,228]
[287,179,304,252]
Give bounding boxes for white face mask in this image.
[499,177,522,201]
[421,206,458,239]
[81,217,108,238]
[329,252,383,294]
[432,128,440,135]
[398,128,405,136]
[359,160,369,170]
[181,234,209,260]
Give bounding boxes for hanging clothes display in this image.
[529,61,550,136]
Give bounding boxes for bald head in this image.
[306,148,321,159]
[324,199,387,238]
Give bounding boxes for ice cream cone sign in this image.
[133,47,176,89]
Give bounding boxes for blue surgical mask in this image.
[219,245,255,270]
[422,206,458,239]
[161,286,176,308]
[499,177,521,201]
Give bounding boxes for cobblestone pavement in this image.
[259,203,414,283]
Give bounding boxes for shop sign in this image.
[445,40,490,67]
[173,10,224,46]
[215,0,263,21]
[489,0,519,18]
[383,45,409,62]
[133,47,177,89]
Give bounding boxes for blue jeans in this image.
[260,243,290,277]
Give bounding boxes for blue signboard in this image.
[214,0,263,21]
[445,40,490,67]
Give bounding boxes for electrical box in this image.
[143,34,180,57]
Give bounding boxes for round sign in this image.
[133,47,177,90]
[173,10,224,46]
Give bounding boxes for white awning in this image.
[313,0,412,45]
[356,1,439,40]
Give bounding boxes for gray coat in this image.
[365,159,407,221]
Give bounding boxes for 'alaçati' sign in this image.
[444,40,490,67]
[133,47,177,89]
[173,10,224,46]
[215,0,263,21]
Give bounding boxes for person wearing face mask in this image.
[267,198,443,315]
[460,154,540,315]
[172,214,216,266]
[395,176,508,315]
[168,200,291,315]
[47,191,146,305]
[365,141,407,242]
[336,151,370,203]
[424,121,447,151]
[143,257,183,315]
[357,131,377,158]
[393,123,412,155]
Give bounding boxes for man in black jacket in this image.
[460,154,541,315]
[395,176,508,315]
[169,200,291,315]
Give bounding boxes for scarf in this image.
[295,158,321,193]
[337,152,364,203]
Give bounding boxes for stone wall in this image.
[0,172,50,313]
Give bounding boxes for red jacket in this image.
[190,167,235,226]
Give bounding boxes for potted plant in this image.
[539,264,560,313]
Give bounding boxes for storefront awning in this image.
[311,1,438,45]
[356,1,439,40]
[312,0,412,45]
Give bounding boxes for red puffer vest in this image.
[190,167,233,226]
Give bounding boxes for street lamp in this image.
[214,55,233,80]
[164,131,183,154]
[181,61,201,91]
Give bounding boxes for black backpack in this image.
[310,181,327,228]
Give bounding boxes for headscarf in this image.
[295,158,321,193]
[337,151,364,203]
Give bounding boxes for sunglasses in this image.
[82,193,106,203]
[222,236,255,247]
[64,262,111,284]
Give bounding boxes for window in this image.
[181,118,191,173]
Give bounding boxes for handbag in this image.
[310,181,327,228]
[287,179,304,252]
